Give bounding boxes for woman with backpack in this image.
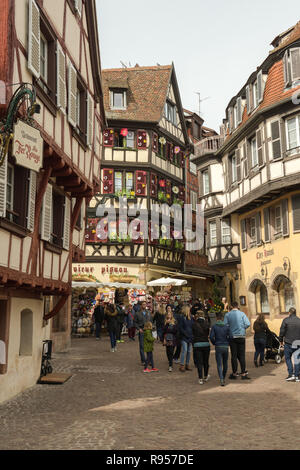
[162,310,178,372]
[178,305,194,372]
[104,303,118,352]
[192,310,211,385]
[253,313,270,367]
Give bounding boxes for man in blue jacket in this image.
[210,311,231,386]
[224,301,251,380]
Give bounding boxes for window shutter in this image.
[241,219,247,251]
[290,48,300,82]
[86,92,93,148]
[41,184,52,242]
[137,130,147,149]
[236,149,241,182]
[68,60,77,127]
[255,212,262,246]
[136,171,147,196]
[27,170,37,232]
[281,199,289,237]
[269,206,276,239]
[237,97,242,125]
[103,129,114,147]
[243,143,248,177]
[256,128,264,166]
[264,208,270,243]
[152,132,158,153]
[150,173,158,198]
[102,169,114,194]
[74,0,83,17]
[28,0,40,79]
[63,197,71,250]
[228,156,233,187]
[228,108,233,133]
[257,70,264,103]
[292,194,300,232]
[246,85,251,114]
[271,121,281,160]
[0,157,7,218]
[283,50,291,87]
[56,42,66,113]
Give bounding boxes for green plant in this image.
[173,197,184,207]
[158,191,168,203]
[209,276,225,313]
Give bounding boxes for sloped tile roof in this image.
[102,65,172,123]
[269,21,300,55]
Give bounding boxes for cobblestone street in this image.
[1,335,300,450]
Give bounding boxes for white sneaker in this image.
[199,379,204,385]
[286,375,295,381]
[168,366,173,372]
[204,375,210,382]
[111,348,115,352]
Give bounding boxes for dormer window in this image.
[165,101,177,125]
[110,89,127,110]
[283,48,300,88]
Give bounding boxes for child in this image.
[143,322,159,372]
[209,311,231,386]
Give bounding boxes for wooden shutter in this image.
[56,42,66,113]
[243,143,248,177]
[63,197,71,250]
[257,70,264,103]
[283,50,291,87]
[136,171,147,196]
[137,130,147,149]
[41,184,52,242]
[271,121,281,160]
[28,0,40,79]
[103,129,114,147]
[246,85,251,114]
[74,0,83,17]
[152,132,158,153]
[228,108,233,132]
[150,173,158,198]
[27,171,37,232]
[0,157,7,218]
[290,48,300,82]
[68,60,77,127]
[237,97,242,125]
[86,92,93,148]
[102,169,114,194]
[241,219,247,251]
[236,149,241,182]
[255,212,262,246]
[263,208,270,243]
[292,194,300,232]
[256,128,264,166]
[269,206,275,240]
[281,199,289,237]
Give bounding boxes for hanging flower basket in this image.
[172,186,179,194]
[159,137,166,145]
[174,146,181,154]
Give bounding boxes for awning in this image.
[147,277,188,287]
[148,268,207,280]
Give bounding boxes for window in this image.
[250,217,256,242]
[231,154,237,183]
[40,33,48,85]
[110,90,126,110]
[113,129,135,148]
[283,48,300,87]
[51,191,65,247]
[5,163,30,228]
[221,219,231,244]
[125,172,134,192]
[260,285,269,314]
[203,170,210,195]
[275,205,282,234]
[165,101,177,125]
[286,115,300,151]
[74,76,86,140]
[114,172,123,193]
[209,221,217,247]
[19,309,33,356]
[252,80,258,109]
[250,136,258,167]
[190,191,197,212]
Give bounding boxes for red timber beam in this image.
[43,294,68,322]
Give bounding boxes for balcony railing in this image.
[207,243,240,265]
[194,135,224,157]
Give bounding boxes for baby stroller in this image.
[265,331,284,364]
[40,340,53,377]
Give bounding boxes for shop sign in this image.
[256,248,274,265]
[73,266,95,274]
[12,120,43,172]
[101,265,128,275]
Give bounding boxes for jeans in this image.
[254,338,266,364]
[156,327,164,342]
[108,331,116,349]
[116,323,123,341]
[193,346,210,379]
[145,351,154,369]
[180,340,192,366]
[138,331,145,363]
[229,338,246,374]
[166,345,175,366]
[284,344,300,377]
[215,346,229,380]
[95,321,102,338]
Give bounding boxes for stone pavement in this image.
[1,334,300,450]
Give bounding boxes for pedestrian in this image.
[116,304,125,343]
[224,301,251,380]
[162,310,178,371]
[173,303,183,363]
[126,307,136,341]
[94,300,105,340]
[178,305,193,372]
[279,307,300,382]
[253,314,270,367]
[191,298,204,316]
[153,304,166,342]
[134,300,152,367]
[143,322,159,373]
[192,311,211,385]
[209,311,231,386]
[104,303,118,352]
[222,297,229,313]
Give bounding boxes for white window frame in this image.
[285,115,300,152]
[252,80,258,109]
[209,221,217,247]
[274,205,282,234]
[110,90,127,110]
[203,170,210,195]
[40,33,48,84]
[231,154,237,183]
[250,217,256,242]
[221,219,231,245]
[251,136,258,168]
[114,171,123,193]
[190,190,197,212]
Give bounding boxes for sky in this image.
[96,0,300,132]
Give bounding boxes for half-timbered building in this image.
[86,64,192,285]
[204,21,300,332]
[0,0,105,402]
